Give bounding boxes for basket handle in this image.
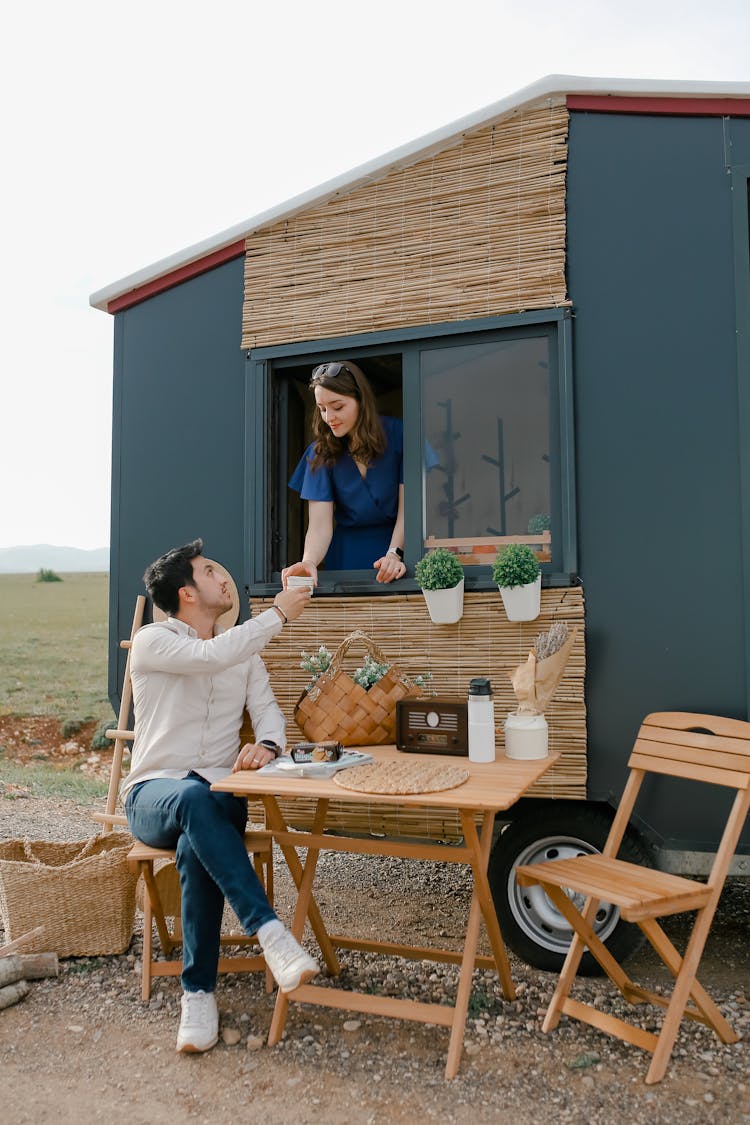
[326,629,390,678]
[22,834,102,864]
[77,834,104,859]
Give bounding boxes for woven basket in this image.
[0,833,138,957]
[294,630,422,746]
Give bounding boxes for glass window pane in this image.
[421,336,551,560]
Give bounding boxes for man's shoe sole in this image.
[280,966,319,994]
[176,1035,218,1053]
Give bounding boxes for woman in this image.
[282,361,407,586]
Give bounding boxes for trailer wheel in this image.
[488,804,652,975]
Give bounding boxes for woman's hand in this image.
[232,742,276,773]
[281,561,319,588]
[373,486,407,584]
[373,553,407,583]
[281,502,331,587]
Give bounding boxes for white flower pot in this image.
[421,578,464,624]
[504,712,548,759]
[497,574,541,621]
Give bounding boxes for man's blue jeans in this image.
[125,773,277,993]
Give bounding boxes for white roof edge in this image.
[89,73,750,311]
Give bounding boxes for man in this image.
[122,539,317,1053]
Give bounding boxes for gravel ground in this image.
[0,791,748,1125]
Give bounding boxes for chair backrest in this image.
[631,711,750,790]
[95,596,146,831]
[605,710,750,885]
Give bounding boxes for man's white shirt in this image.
[121,610,285,796]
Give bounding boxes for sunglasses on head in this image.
[310,362,354,383]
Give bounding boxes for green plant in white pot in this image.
[492,543,541,621]
[527,513,551,534]
[414,547,465,624]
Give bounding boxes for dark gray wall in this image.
[108,258,247,707]
[568,111,750,849]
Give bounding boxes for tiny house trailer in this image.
[91,75,750,970]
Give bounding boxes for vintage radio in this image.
[396,698,469,756]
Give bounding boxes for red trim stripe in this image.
[107,239,246,313]
[567,95,750,117]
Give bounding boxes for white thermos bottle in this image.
[468,677,496,762]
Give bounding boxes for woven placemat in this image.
[333,760,469,795]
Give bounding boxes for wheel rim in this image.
[507,834,620,955]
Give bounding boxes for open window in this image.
[254,351,403,589]
[245,310,575,594]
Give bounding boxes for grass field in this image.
[0,572,112,723]
[0,758,107,801]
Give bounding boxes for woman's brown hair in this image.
[308,360,386,470]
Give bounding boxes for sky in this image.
[2,0,749,550]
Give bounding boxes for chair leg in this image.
[642,914,740,1085]
[543,934,586,1032]
[139,859,180,1001]
[141,862,177,954]
[639,918,738,1043]
[540,886,635,1031]
[141,892,154,1002]
[646,962,698,1086]
[136,843,279,1001]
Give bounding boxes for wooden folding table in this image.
[212,745,557,1078]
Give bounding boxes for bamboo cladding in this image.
[249,587,586,840]
[242,100,570,349]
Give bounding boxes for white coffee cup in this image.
[287,575,315,593]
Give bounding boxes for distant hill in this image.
[0,544,109,574]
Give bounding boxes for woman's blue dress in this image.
[288,416,403,570]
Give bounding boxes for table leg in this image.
[288,798,328,941]
[445,857,485,1078]
[265,797,338,1048]
[444,812,516,1080]
[262,796,340,974]
[461,811,515,1000]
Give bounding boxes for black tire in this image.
[488,803,652,976]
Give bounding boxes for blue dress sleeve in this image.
[288,444,334,502]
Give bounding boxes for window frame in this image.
[245,308,576,595]
[731,164,750,713]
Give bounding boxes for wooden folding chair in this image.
[515,711,749,1084]
[93,594,275,1000]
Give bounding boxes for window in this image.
[246,310,575,593]
[420,333,553,560]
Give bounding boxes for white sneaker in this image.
[176,990,219,1053]
[261,927,320,993]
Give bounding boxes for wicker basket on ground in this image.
[0,833,138,957]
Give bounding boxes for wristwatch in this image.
[259,740,283,758]
[387,546,404,561]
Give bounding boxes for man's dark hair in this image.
[143,539,204,615]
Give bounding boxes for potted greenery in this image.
[414,547,465,624]
[527,513,551,534]
[492,543,541,621]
